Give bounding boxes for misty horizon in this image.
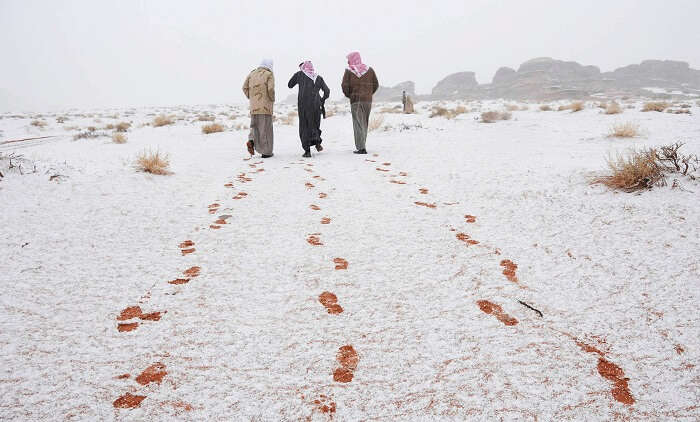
[2,0,700,112]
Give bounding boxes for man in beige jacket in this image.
[243,59,275,158]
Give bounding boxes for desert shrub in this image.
[539,104,552,111]
[153,115,174,127]
[559,101,584,112]
[135,150,170,175]
[73,128,106,140]
[605,102,623,115]
[368,114,385,131]
[31,120,47,128]
[429,106,467,119]
[379,105,402,114]
[666,108,691,115]
[56,116,68,123]
[642,102,668,112]
[277,111,297,125]
[197,114,215,122]
[592,149,664,191]
[506,104,520,112]
[608,122,640,138]
[112,133,127,144]
[202,123,225,134]
[592,142,698,191]
[480,111,512,123]
[115,122,131,132]
[104,123,115,130]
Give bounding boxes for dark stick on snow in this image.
[518,300,543,317]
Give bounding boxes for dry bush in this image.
[642,102,668,112]
[379,105,402,114]
[592,149,664,191]
[277,111,297,125]
[115,122,131,132]
[480,111,512,123]
[506,104,520,112]
[112,133,127,144]
[104,123,115,130]
[429,106,467,119]
[608,122,640,138]
[197,114,215,122]
[202,123,225,134]
[31,120,47,128]
[539,104,552,111]
[592,142,698,191]
[605,102,623,115]
[135,150,170,175]
[56,116,68,123]
[153,115,174,127]
[368,114,385,131]
[558,101,584,112]
[666,108,691,115]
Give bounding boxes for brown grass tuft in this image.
[153,115,175,127]
[112,133,127,144]
[539,104,552,111]
[642,102,668,112]
[31,120,47,128]
[115,122,131,132]
[608,122,640,138]
[135,150,171,175]
[559,101,584,112]
[202,123,225,134]
[368,114,385,131]
[480,111,512,123]
[605,102,623,115]
[197,114,215,122]
[592,149,664,191]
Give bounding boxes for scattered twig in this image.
[518,300,543,317]
[21,242,29,248]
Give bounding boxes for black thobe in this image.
[288,71,330,150]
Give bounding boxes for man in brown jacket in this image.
[243,59,275,158]
[341,52,378,154]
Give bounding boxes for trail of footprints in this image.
[295,160,356,418]
[112,160,265,411]
[364,155,636,406]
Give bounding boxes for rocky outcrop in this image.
[431,72,478,98]
[374,81,415,102]
[425,57,700,100]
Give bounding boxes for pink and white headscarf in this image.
[346,51,369,78]
[300,60,317,82]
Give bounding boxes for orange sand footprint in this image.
[319,291,343,314]
[476,300,518,326]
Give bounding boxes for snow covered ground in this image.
[1,100,699,420]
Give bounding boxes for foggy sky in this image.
[2,0,699,112]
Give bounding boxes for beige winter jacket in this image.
[243,67,275,115]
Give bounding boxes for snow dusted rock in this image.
[431,71,478,98]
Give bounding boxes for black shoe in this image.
[302,151,312,158]
[315,144,323,152]
[353,149,367,154]
[261,154,273,158]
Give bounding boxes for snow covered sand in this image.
[1,101,699,420]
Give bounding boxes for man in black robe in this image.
[288,61,330,157]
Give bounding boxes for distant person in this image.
[402,90,414,114]
[288,60,330,157]
[242,59,275,158]
[341,51,378,154]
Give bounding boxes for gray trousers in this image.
[351,102,372,150]
[248,114,273,156]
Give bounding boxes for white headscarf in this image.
[259,58,273,72]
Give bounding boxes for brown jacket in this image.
[243,67,275,115]
[341,68,378,104]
